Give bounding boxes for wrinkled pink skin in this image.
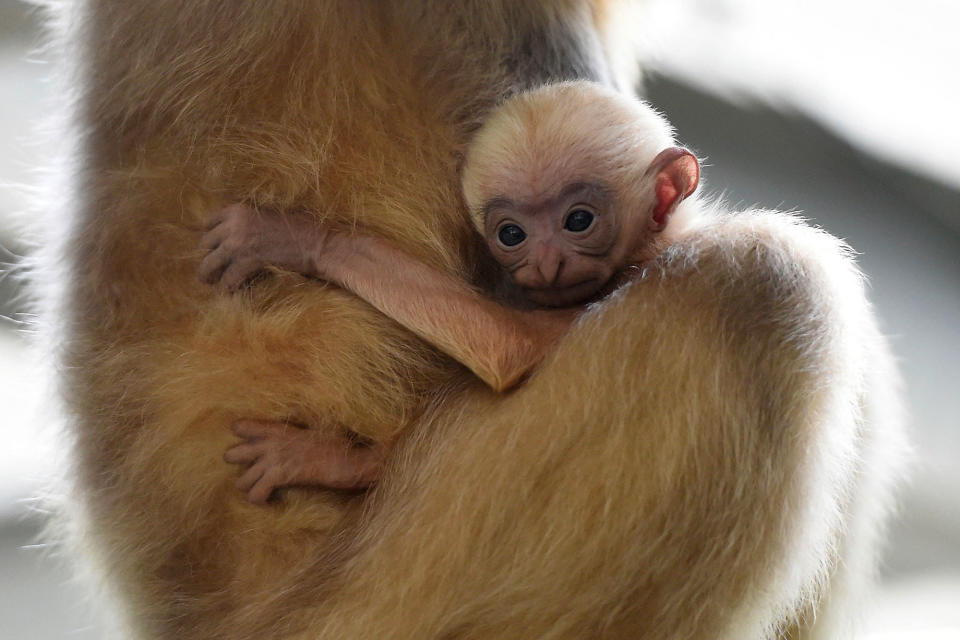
[199,204,328,291]
[223,420,387,504]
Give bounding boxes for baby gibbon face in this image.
[482,180,630,307]
[465,82,700,307]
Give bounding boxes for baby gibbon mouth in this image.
[525,278,604,306]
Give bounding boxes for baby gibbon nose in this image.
[533,243,563,286]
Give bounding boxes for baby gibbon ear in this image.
[648,147,699,229]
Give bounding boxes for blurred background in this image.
[1,0,958,638]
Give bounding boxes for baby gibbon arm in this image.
[200,205,576,392]
[320,232,578,391]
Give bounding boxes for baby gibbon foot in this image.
[224,420,387,503]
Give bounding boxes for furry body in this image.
[40,1,904,638]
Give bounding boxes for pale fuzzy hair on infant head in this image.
[461,81,677,231]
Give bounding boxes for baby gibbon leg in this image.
[224,420,388,501]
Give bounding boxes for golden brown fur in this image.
[35,1,903,638]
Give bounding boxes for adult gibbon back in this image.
[39,1,903,639]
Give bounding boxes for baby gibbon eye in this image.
[498,224,527,247]
[564,209,594,232]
